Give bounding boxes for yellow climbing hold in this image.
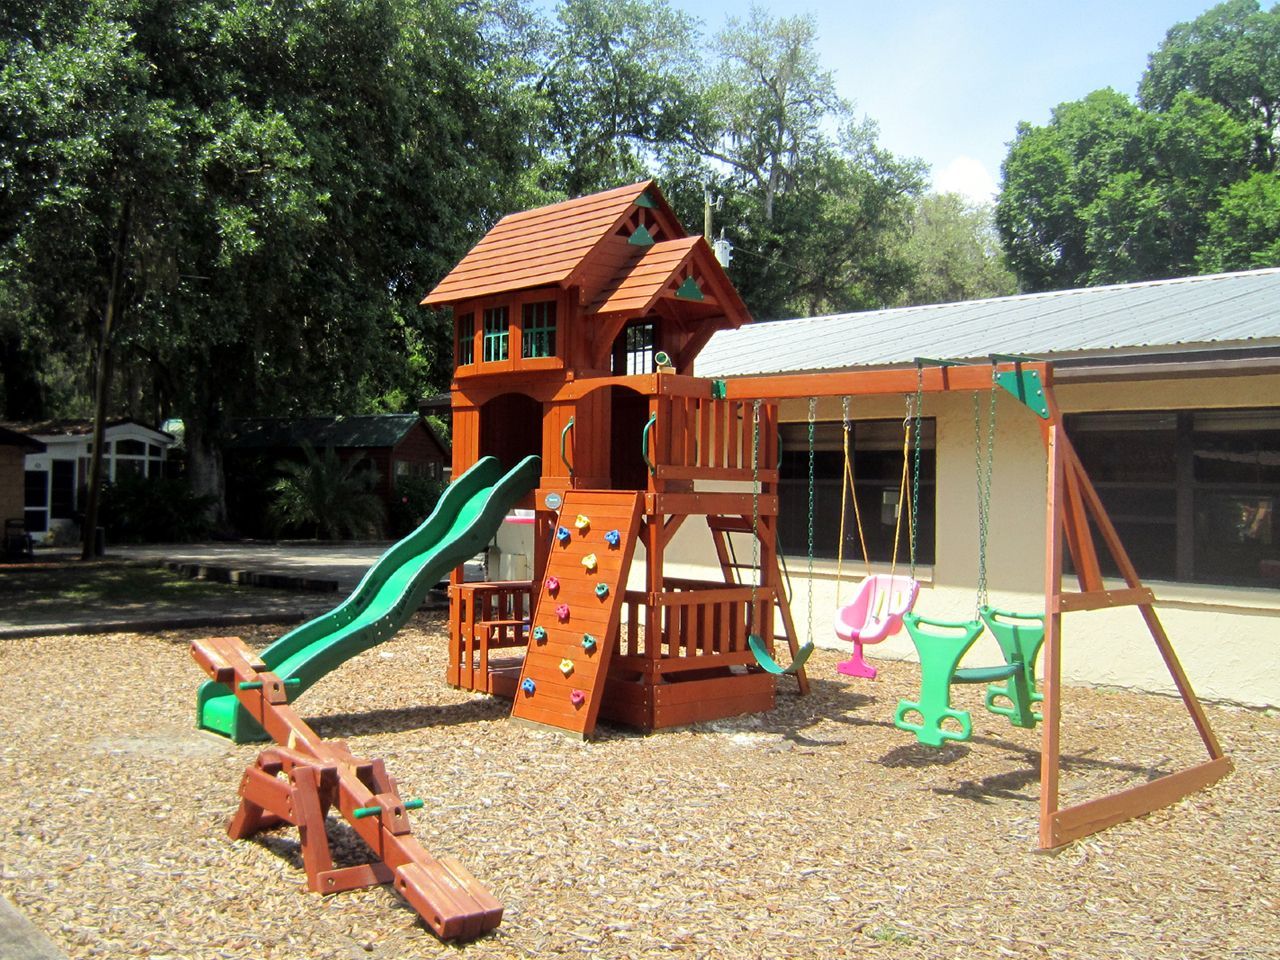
[581,553,598,572]
[574,514,590,532]
[559,658,574,677]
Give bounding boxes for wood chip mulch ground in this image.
[0,613,1276,959]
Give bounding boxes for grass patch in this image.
[0,562,255,612]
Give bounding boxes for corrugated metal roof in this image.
[696,268,1280,377]
[227,415,429,451]
[422,181,658,305]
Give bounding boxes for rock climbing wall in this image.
[510,490,643,738]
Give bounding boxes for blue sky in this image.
[665,0,1221,202]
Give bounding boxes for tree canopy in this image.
[997,0,1280,291]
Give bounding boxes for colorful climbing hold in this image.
[581,634,597,652]
[556,526,571,545]
[582,553,598,572]
[556,603,571,622]
[595,582,609,599]
[532,625,547,642]
[559,658,574,677]
[521,678,536,695]
[604,529,621,547]
[574,514,590,532]
[546,575,560,595]
[570,689,586,707]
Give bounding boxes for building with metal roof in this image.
[697,267,1280,379]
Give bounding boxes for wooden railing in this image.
[448,580,533,692]
[616,578,775,675]
[649,395,778,485]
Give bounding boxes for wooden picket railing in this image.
[448,580,533,693]
[648,395,778,486]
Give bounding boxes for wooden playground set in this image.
[191,182,1233,941]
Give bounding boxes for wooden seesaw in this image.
[190,635,502,941]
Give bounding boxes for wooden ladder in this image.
[707,516,809,695]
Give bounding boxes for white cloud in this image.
[933,156,999,205]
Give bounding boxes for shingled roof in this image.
[422,181,679,306]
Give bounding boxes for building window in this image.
[613,322,655,375]
[521,301,557,358]
[24,470,47,533]
[482,307,508,362]
[1067,408,1280,587]
[778,419,936,565]
[110,437,164,481]
[456,312,474,366]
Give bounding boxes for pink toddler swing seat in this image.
[834,574,919,678]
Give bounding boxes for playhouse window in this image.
[613,322,655,375]
[521,301,557,358]
[456,313,475,366]
[482,307,509,362]
[1067,408,1280,587]
[779,419,936,565]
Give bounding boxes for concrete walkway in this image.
[0,896,69,960]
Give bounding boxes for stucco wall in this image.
[662,372,1280,708]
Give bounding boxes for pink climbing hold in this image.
[556,603,571,622]
[570,689,586,707]
[546,576,560,595]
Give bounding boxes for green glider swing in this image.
[747,398,815,677]
[893,360,1047,747]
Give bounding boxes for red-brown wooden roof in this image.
[590,236,750,330]
[422,181,673,306]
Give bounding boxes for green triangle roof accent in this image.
[675,276,704,301]
[628,224,655,246]
[635,191,657,209]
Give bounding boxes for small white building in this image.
[4,419,176,544]
[676,267,1280,709]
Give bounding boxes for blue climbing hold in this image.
[532,625,547,642]
[582,634,597,652]
[556,526,571,545]
[595,582,609,599]
[604,529,621,547]
[521,678,536,695]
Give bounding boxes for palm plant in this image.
[268,442,386,540]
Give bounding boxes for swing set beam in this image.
[723,357,1232,850]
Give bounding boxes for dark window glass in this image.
[116,438,146,456]
[779,419,936,565]
[456,313,474,366]
[521,301,556,358]
[24,470,47,508]
[1067,409,1280,587]
[482,307,508,362]
[50,460,76,519]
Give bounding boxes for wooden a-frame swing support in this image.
[721,359,1232,850]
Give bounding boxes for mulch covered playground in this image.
[2,183,1278,957]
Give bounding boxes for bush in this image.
[388,474,443,538]
[268,443,386,540]
[100,475,216,543]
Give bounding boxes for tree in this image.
[1197,170,1280,270]
[664,8,925,317]
[536,0,703,197]
[1,0,540,539]
[895,194,1017,306]
[998,2,1279,291]
[1139,0,1280,167]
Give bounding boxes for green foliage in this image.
[0,0,541,513]
[997,2,1279,291]
[388,474,444,538]
[1198,170,1280,270]
[268,443,386,541]
[895,194,1017,306]
[99,475,216,544]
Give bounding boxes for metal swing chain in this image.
[807,397,817,648]
[910,366,924,580]
[749,399,761,635]
[972,365,998,616]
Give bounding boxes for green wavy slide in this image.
[196,455,541,742]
